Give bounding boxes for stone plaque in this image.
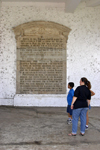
[13,21,71,94]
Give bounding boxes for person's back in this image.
[74,85,91,109]
[67,82,74,124]
[67,88,74,105]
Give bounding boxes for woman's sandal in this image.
[80,132,84,136]
[68,133,76,136]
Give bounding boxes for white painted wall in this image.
[0,2,100,106]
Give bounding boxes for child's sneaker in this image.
[67,120,72,124]
[85,125,88,130]
[67,118,70,123]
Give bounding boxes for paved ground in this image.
[0,106,100,150]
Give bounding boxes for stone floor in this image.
[0,106,100,150]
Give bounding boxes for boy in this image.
[67,82,74,124]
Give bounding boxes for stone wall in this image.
[0,1,100,106]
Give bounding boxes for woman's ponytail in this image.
[81,77,91,89]
[86,80,91,89]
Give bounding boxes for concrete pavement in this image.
[0,106,100,150]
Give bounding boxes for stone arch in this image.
[13,21,71,94]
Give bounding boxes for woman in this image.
[68,77,91,136]
[86,89,95,130]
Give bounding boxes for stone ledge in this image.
[14,94,67,107]
[0,97,100,107]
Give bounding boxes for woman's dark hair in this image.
[68,82,74,88]
[81,77,91,89]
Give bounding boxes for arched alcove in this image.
[13,21,71,94]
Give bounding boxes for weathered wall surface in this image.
[0,2,100,106]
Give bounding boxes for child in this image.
[67,82,74,124]
[85,90,95,130]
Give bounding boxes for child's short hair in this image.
[68,82,74,88]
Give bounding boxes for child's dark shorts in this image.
[89,104,91,109]
[67,105,73,115]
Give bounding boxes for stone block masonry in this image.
[13,21,71,94]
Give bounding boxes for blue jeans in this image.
[72,108,88,134]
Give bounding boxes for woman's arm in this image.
[71,96,77,109]
[90,90,95,96]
